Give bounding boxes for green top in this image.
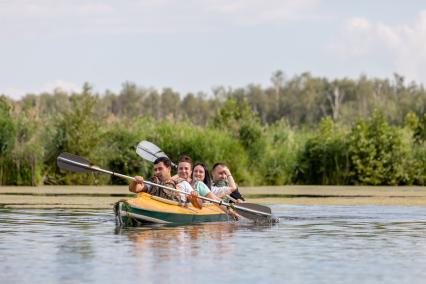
[194,181,211,197]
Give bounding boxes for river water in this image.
[1,204,425,284]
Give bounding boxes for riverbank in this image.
[1,185,426,209]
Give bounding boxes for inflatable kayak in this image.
[114,192,230,226]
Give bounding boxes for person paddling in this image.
[129,157,197,205]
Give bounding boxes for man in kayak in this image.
[211,163,245,203]
[129,156,198,206]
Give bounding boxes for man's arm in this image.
[224,167,237,192]
[129,176,147,193]
[224,167,245,202]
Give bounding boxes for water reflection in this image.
[116,223,240,258]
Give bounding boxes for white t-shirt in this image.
[211,185,233,198]
[176,180,193,202]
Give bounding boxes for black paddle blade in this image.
[237,203,272,215]
[234,207,272,223]
[57,152,95,173]
[233,202,275,223]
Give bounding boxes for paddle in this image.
[135,140,273,217]
[57,152,273,222]
[136,141,177,168]
[226,195,272,216]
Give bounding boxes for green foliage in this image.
[296,117,350,184]
[101,123,151,185]
[402,112,426,184]
[348,111,408,185]
[411,145,426,185]
[239,121,265,162]
[0,97,17,184]
[414,114,426,144]
[1,104,45,185]
[213,98,259,128]
[1,72,426,186]
[45,89,105,185]
[0,97,16,157]
[213,97,266,168]
[144,120,253,184]
[261,120,301,185]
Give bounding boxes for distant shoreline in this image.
[1,185,426,209]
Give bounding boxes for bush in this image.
[295,117,350,184]
[140,120,253,184]
[0,97,16,184]
[348,110,409,185]
[44,92,105,185]
[261,120,301,185]
[100,123,152,184]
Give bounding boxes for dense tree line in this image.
[0,72,425,186]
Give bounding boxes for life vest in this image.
[146,176,181,202]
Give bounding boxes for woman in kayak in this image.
[185,161,239,220]
[192,162,239,200]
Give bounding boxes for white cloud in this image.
[77,3,114,14]
[0,87,31,100]
[1,80,81,100]
[204,0,319,25]
[347,17,371,31]
[327,11,426,83]
[0,0,319,38]
[42,80,81,94]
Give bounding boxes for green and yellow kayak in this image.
[114,192,230,226]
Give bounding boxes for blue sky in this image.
[1,0,426,99]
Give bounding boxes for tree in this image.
[327,85,344,121]
[143,91,161,119]
[271,70,285,103]
[213,97,266,174]
[0,96,16,184]
[115,82,146,117]
[348,111,408,185]
[160,88,181,120]
[296,117,350,184]
[46,87,104,184]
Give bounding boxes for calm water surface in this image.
[1,205,425,284]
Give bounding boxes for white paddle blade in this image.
[136,140,169,163]
[138,140,163,154]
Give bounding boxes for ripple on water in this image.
[0,205,425,284]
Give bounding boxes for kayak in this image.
[55,152,275,225]
[114,192,230,226]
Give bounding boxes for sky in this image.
[1,0,426,99]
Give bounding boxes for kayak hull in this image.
[114,192,230,226]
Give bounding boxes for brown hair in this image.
[154,157,172,168]
[212,162,226,171]
[178,155,193,166]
